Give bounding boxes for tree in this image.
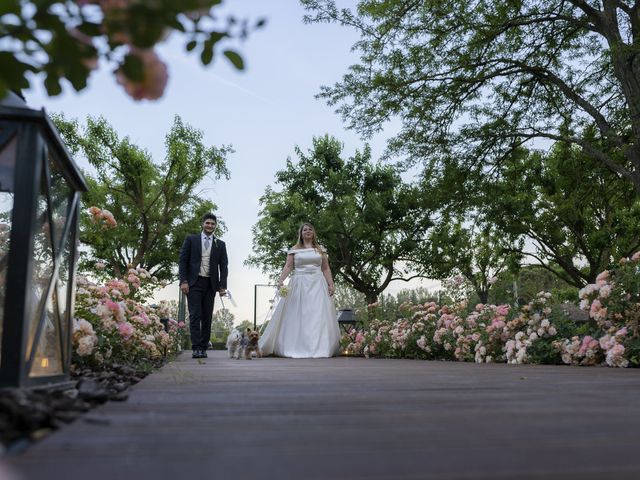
[246,134,435,304]
[333,282,368,322]
[53,113,232,282]
[333,282,367,311]
[235,319,255,332]
[418,220,523,304]
[211,307,234,339]
[483,136,640,287]
[302,0,640,193]
[489,265,578,306]
[0,0,265,100]
[377,286,438,321]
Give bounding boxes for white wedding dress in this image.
[259,248,340,358]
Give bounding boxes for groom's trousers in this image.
[187,276,216,350]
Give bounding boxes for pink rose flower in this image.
[118,322,134,339]
[492,320,505,330]
[615,327,628,337]
[116,48,169,101]
[589,299,602,316]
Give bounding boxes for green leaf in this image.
[167,17,186,33]
[186,40,197,52]
[0,0,20,15]
[67,63,89,91]
[128,5,166,48]
[200,41,214,66]
[76,21,103,37]
[0,52,34,91]
[44,73,62,96]
[223,50,244,70]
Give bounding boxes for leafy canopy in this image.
[53,113,232,282]
[247,134,435,303]
[0,0,265,99]
[302,0,640,192]
[481,134,640,287]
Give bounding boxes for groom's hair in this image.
[201,212,217,224]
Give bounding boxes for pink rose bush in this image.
[87,206,117,229]
[558,251,640,367]
[343,293,562,364]
[73,207,186,367]
[342,252,640,368]
[72,269,186,368]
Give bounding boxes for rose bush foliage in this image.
[343,252,640,368]
[71,207,186,368]
[72,268,186,368]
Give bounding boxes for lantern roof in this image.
[0,90,28,109]
[0,91,88,192]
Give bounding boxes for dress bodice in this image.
[288,248,322,274]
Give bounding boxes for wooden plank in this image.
[6,351,640,479]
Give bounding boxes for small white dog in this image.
[226,329,243,359]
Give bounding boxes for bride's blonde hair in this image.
[294,222,323,251]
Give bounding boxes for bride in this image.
[259,223,341,358]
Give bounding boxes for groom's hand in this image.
[218,288,227,297]
[180,282,189,295]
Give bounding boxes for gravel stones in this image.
[0,362,153,454]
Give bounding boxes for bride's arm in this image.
[278,253,295,287]
[321,252,335,296]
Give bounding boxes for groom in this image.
[179,213,228,359]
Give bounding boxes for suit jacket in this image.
[178,233,228,290]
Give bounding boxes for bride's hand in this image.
[328,284,335,296]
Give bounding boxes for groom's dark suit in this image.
[179,233,228,351]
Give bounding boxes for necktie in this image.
[204,236,211,250]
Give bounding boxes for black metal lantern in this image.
[0,92,87,388]
[337,309,357,332]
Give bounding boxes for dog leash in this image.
[258,289,283,335]
[219,290,237,309]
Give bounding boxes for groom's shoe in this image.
[201,349,208,358]
[192,349,201,358]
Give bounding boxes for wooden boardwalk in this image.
[6,351,640,480]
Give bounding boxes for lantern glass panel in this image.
[48,152,72,253]
[29,288,63,377]
[26,170,54,360]
[0,132,16,192]
[0,131,15,362]
[56,212,75,364]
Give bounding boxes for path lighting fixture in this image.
[337,308,357,333]
[0,91,87,388]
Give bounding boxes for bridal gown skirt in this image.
[259,269,340,358]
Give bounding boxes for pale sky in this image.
[25,0,438,325]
